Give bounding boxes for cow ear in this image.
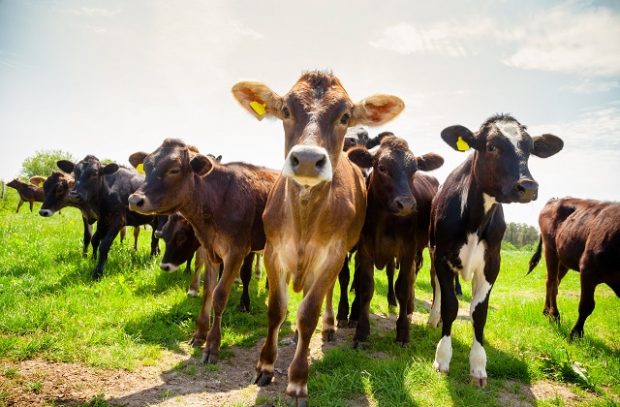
[103,163,119,175]
[231,81,284,121]
[128,152,148,169]
[190,154,214,176]
[29,176,46,187]
[215,155,222,162]
[351,95,404,127]
[347,147,374,169]
[532,134,563,158]
[417,153,444,172]
[57,160,75,173]
[441,125,477,152]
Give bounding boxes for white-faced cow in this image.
[127,139,278,363]
[528,197,620,339]
[427,114,563,387]
[232,70,404,405]
[347,135,443,346]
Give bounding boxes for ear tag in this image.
[456,136,470,151]
[136,163,145,174]
[249,101,266,117]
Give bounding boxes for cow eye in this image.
[487,144,496,153]
[340,113,351,125]
[168,168,181,175]
[378,164,387,173]
[282,106,290,119]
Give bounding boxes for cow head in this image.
[348,136,443,216]
[232,71,404,187]
[39,172,74,217]
[127,139,210,214]
[159,213,201,272]
[59,156,119,204]
[441,114,563,203]
[6,179,20,189]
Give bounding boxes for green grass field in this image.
[0,188,618,406]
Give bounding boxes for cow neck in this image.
[285,176,331,235]
[178,165,230,233]
[461,157,498,238]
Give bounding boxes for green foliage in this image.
[503,222,539,247]
[20,149,75,179]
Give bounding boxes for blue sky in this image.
[1,0,619,225]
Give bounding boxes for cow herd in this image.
[5,71,619,405]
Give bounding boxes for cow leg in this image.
[81,218,93,257]
[322,281,336,341]
[569,268,598,340]
[336,255,350,327]
[239,253,254,312]
[254,253,262,279]
[15,198,24,213]
[132,227,140,250]
[189,260,218,346]
[348,252,362,327]
[91,228,101,260]
[428,248,442,328]
[149,224,160,256]
[255,245,288,387]
[454,275,463,297]
[469,257,498,388]
[119,226,126,244]
[29,200,34,212]
[543,247,562,321]
[187,250,201,296]
[202,252,245,363]
[387,260,397,309]
[432,256,458,374]
[353,249,374,346]
[92,221,122,280]
[287,256,345,406]
[395,256,415,345]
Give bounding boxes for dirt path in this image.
[0,310,596,407]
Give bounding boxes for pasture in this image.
[0,188,618,406]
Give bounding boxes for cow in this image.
[126,139,279,363]
[232,70,404,405]
[346,135,443,345]
[57,156,159,279]
[527,197,620,339]
[6,178,44,213]
[426,114,563,387]
[157,212,256,309]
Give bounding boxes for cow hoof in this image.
[471,376,488,388]
[186,289,199,297]
[254,371,273,387]
[347,320,358,329]
[569,329,584,341]
[336,319,349,328]
[322,329,336,342]
[432,360,449,374]
[427,315,441,328]
[238,303,251,313]
[188,335,206,348]
[201,351,218,364]
[395,339,409,348]
[287,397,308,407]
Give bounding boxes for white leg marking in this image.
[286,382,307,397]
[433,335,452,373]
[186,288,198,297]
[428,274,442,328]
[469,338,487,380]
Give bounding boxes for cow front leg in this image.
[132,227,140,250]
[91,227,101,260]
[255,247,288,387]
[187,250,200,297]
[387,260,397,309]
[29,200,34,212]
[395,255,415,345]
[81,218,93,257]
[427,248,442,328]
[432,256,458,374]
[92,222,121,280]
[336,255,350,327]
[149,224,160,256]
[189,260,217,346]
[202,252,245,363]
[15,198,24,213]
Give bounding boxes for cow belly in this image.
[455,233,486,281]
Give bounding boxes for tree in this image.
[20,150,76,179]
[502,222,539,247]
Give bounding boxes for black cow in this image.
[427,114,563,387]
[58,156,159,279]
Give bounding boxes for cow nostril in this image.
[316,156,326,170]
[516,184,526,195]
[395,200,404,210]
[160,264,169,271]
[291,155,300,168]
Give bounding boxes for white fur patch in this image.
[286,382,307,397]
[428,274,442,328]
[496,121,523,150]
[159,262,179,272]
[187,288,198,297]
[470,266,492,318]
[433,335,453,373]
[260,363,274,373]
[39,209,54,217]
[483,193,496,214]
[282,145,333,187]
[469,338,487,379]
[457,233,486,281]
[460,182,470,216]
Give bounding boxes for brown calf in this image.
[127,139,278,363]
[528,197,620,339]
[347,136,443,346]
[232,71,404,405]
[6,178,44,213]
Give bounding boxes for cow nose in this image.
[290,149,327,174]
[394,196,416,215]
[515,179,539,202]
[128,194,145,208]
[160,263,178,272]
[153,230,163,239]
[39,209,53,217]
[284,145,333,185]
[68,190,79,198]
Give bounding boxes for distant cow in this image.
[158,212,255,309]
[427,114,563,387]
[528,197,620,339]
[127,139,278,363]
[232,71,403,404]
[347,135,443,346]
[6,178,44,213]
[57,156,159,279]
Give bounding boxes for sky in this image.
[1,0,619,226]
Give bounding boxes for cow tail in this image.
[527,236,543,275]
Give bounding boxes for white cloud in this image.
[71,7,121,17]
[562,78,620,94]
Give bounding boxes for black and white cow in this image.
[427,114,563,387]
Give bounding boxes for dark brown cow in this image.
[6,178,44,213]
[528,197,620,339]
[427,114,563,387]
[347,136,443,345]
[232,71,404,405]
[127,139,278,363]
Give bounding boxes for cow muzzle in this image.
[282,145,333,187]
[128,193,150,213]
[39,208,54,217]
[391,196,416,216]
[513,178,538,203]
[160,262,179,272]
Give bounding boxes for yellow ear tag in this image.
[249,101,266,117]
[136,163,145,174]
[456,136,470,151]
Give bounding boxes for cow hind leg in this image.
[543,248,562,321]
[352,251,375,346]
[29,200,34,212]
[469,264,495,388]
[92,224,120,280]
[395,256,415,345]
[387,260,397,309]
[322,281,336,341]
[336,256,350,327]
[132,227,140,250]
[238,253,254,312]
[189,261,217,347]
[15,198,24,213]
[569,269,598,340]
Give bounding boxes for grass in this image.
[0,188,619,406]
